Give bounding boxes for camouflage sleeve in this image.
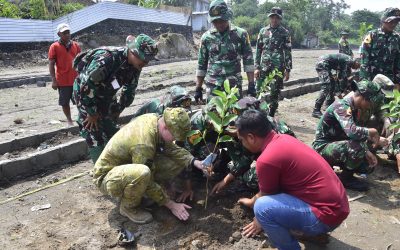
[333,104,369,140]
[196,34,209,77]
[360,32,372,80]
[79,51,115,116]
[227,143,253,177]
[117,73,139,113]
[132,99,162,118]
[395,49,400,84]
[255,29,263,70]
[241,30,255,72]
[284,31,292,71]
[162,142,194,179]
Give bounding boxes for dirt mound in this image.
[157,33,196,59]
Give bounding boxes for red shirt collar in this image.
[261,130,277,151]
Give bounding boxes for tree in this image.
[351,9,381,30]
[0,0,21,18]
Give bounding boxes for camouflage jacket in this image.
[93,114,193,205]
[360,28,400,83]
[132,99,165,119]
[255,24,292,72]
[73,47,140,117]
[196,24,255,86]
[312,96,370,152]
[316,53,353,91]
[338,37,353,57]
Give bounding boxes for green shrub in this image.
[0,0,21,18]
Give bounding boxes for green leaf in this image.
[224,80,231,94]
[381,104,391,110]
[218,135,234,143]
[223,114,238,126]
[192,137,203,145]
[389,123,400,130]
[187,130,201,137]
[207,111,223,133]
[393,133,400,142]
[212,89,227,99]
[213,97,225,117]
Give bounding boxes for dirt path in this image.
[0,50,335,142]
[1,91,399,250]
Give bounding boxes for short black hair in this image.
[235,110,272,137]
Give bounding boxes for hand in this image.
[248,81,256,97]
[83,113,99,131]
[242,218,262,238]
[368,128,379,144]
[284,71,290,81]
[378,136,389,147]
[51,79,58,90]
[238,197,255,208]
[176,189,194,202]
[211,180,227,195]
[366,150,378,167]
[254,70,260,80]
[164,200,192,221]
[194,87,203,103]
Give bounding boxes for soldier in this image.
[93,108,206,224]
[360,7,400,85]
[338,30,353,57]
[312,54,360,118]
[209,97,296,194]
[195,0,255,102]
[73,34,158,162]
[131,86,192,118]
[312,80,389,191]
[254,7,292,117]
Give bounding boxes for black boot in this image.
[339,169,369,192]
[312,103,323,118]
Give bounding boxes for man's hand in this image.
[366,150,378,167]
[176,190,194,203]
[284,71,290,81]
[254,69,260,80]
[211,173,234,195]
[368,128,380,144]
[164,200,192,221]
[51,79,58,90]
[378,136,389,147]
[83,113,99,131]
[248,81,256,97]
[238,197,255,208]
[194,87,203,103]
[242,218,262,238]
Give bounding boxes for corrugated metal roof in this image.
[0,2,191,43]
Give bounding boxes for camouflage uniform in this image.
[196,0,254,99]
[73,34,158,162]
[338,36,353,57]
[131,86,191,118]
[255,26,292,116]
[360,8,400,83]
[93,109,193,209]
[312,80,384,171]
[313,54,354,114]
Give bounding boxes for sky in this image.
[258,0,399,14]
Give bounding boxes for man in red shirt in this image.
[236,110,349,249]
[48,23,81,126]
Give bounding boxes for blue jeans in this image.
[254,193,334,250]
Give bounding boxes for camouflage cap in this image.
[166,86,192,108]
[233,97,269,114]
[208,0,233,22]
[126,34,158,62]
[372,74,394,96]
[268,7,283,18]
[340,30,350,35]
[353,80,385,105]
[163,107,191,141]
[381,7,400,22]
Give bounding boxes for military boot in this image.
[120,203,153,224]
[312,103,323,118]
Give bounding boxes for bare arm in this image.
[49,59,57,90]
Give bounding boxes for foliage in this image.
[0,0,21,18]
[60,3,84,16]
[358,22,373,42]
[382,90,400,141]
[257,68,283,100]
[28,0,48,19]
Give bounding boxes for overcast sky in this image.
[258,0,399,14]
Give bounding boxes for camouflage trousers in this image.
[317,140,368,171]
[315,70,335,109]
[77,109,119,163]
[257,70,283,117]
[205,78,243,102]
[97,144,192,208]
[237,166,258,190]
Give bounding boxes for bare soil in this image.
[1,49,399,250]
